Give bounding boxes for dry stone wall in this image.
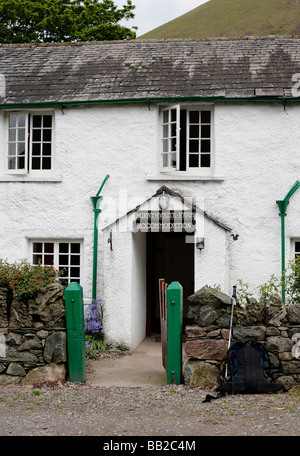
[0,283,67,385]
[184,286,300,389]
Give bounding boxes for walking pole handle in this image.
[232,285,237,300]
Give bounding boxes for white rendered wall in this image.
[1,102,300,349]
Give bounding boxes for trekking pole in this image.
[225,285,238,379]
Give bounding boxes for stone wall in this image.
[0,283,67,385]
[184,286,300,389]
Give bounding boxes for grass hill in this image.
[140,0,300,39]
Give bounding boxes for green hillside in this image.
[140,0,300,39]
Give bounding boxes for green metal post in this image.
[91,174,110,301]
[167,281,183,385]
[64,282,86,383]
[276,180,300,304]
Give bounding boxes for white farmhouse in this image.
[1,38,300,350]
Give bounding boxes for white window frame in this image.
[159,104,214,176]
[5,110,54,176]
[29,239,82,286]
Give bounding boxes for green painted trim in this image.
[0,96,300,111]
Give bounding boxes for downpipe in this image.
[91,174,110,301]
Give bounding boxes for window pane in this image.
[171,109,177,122]
[171,138,176,152]
[189,140,199,153]
[201,111,211,123]
[8,157,16,170]
[32,116,42,128]
[59,243,69,253]
[201,125,210,138]
[18,128,25,142]
[163,125,168,138]
[42,157,51,169]
[8,143,16,156]
[32,143,41,156]
[17,156,25,169]
[43,116,52,128]
[17,142,25,155]
[9,115,17,128]
[189,154,199,167]
[163,110,169,123]
[71,255,80,265]
[70,267,80,278]
[189,111,199,123]
[171,152,176,167]
[59,255,69,266]
[201,154,211,167]
[163,139,168,153]
[33,243,43,253]
[189,125,199,138]
[171,123,176,138]
[201,140,211,152]
[32,157,41,170]
[42,143,51,156]
[44,255,54,266]
[32,129,41,142]
[33,254,42,265]
[43,129,52,142]
[162,154,168,167]
[17,114,26,128]
[9,129,16,142]
[44,243,54,253]
[295,242,300,253]
[71,243,80,254]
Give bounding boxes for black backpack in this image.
[203,340,288,403]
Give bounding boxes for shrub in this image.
[0,258,60,301]
[258,258,300,306]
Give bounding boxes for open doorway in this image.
[146,232,194,336]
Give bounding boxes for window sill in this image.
[0,176,62,183]
[146,174,225,182]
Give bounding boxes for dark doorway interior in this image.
[146,232,194,336]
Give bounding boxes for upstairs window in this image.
[7,112,53,174]
[161,105,213,174]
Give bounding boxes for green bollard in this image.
[64,282,86,383]
[167,281,183,385]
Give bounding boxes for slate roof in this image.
[0,37,300,105]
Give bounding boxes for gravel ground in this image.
[0,378,299,438]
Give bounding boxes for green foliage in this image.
[258,258,300,306]
[284,257,300,305]
[236,278,253,307]
[258,274,282,306]
[0,0,136,43]
[0,258,60,301]
[85,334,106,359]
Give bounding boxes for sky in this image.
[114,0,209,37]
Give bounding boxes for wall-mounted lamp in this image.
[231,234,239,241]
[108,231,113,250]
[159,191,170,210]
[196,237,205,250]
